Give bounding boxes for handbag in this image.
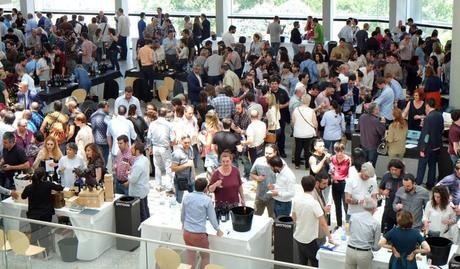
[264,132,277,143]
[377,138,388,155]
[296,107,318,137]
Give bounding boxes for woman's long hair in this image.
[41,135,63,160]
[330,100,342,116]
[85,143,104,165]
[431,185,450,210]
[390,108,407,130]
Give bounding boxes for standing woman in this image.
[266,93,280,137]
[107,28,120,71]
[379,211,430,269]
[423,185,456,239]
[292,94,317,170]
[386,108,408,160]
[192,16,202,54]
[209,150,245,210]
[84,143,105,185]
[249,33,263,58]
[321,100,345,153]
[309,138,332,200]
[202,110,221,177]
[402,88,425,131]
[330,142,351,228]
[423,65,442,109]
[74,113,94,161]
[33,135,62,181]
[58,142,84,188]
[21,167,63,251]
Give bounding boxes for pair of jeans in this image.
[332,180,348,227]
[108,49,120,70]
[363,148,378,168]
[273,200,292,218]
[271,42,280,57]
[118,35,127,59]
[98,144,110,168]
[183,230,210,269]
[115,179,129,195]
[294,137,313,168]
[416,149,440,189]
[207,75,222,86]
[277,120,287,155]
[152,146,173,189]
[174,181,194,203]
[324,139,340,154]
[139,196,150,222]
[295,239,319,267]
[381,207,397,233]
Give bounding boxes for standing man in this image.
[114,86,143,117]
[212,118,241,161]
[200,13,211,41]
[222,25,236,48]
[269,75,290,158]
[312,18,324,45]
[437,160,460,212]
[290,21,302,56]
[80,32,96,71]
[126,142,150,222]
[379,159,405,233]
[243,110,266,164]
[163,30,178,68]
[116,8,130,61]
[345,162,379,216]
[312,172,331,246]
[250,144,280,218]
[374,77,395,124]
[171,135,195,203]
[138,12,146,40]
[267,156,296,217]
[16,81,38,110]
[147,107,175,192]
[90,101,111,165]
[358,103,386,167]
[181,178,223,269]
[338,19,354,47]
[137,39,155,96]
[448,110,460,165]
[416,98,444,190]
[345,198,381,269]
[267,16,285,57]
[0,132,30,194]
[106,105,137,162]
[186,65,203,106]
[183,106,200,168]
[113,135,134,195]
[355,23,369,54]
[292,175,334,267]
[393,174,429,230]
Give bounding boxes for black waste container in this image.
[115,196,141,251]
[58,237,78,262]
[230,206,254,232]
[426,236,452,266]
[449,254,460,269]
[274,216,295,269]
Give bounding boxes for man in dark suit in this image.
[416,98,444,190]
[187,64,203,106]
[339,73,359,126]
[200,13,211,41]
[16,81,38,110]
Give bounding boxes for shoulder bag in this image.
[296,106,317,137]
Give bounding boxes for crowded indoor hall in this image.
[0,0,459,268]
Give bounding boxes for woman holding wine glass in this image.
[209,150,245,211]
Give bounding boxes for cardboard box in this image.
[78,188,104,208]
[103,174,114,202]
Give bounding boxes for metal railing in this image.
[0,214,314,269]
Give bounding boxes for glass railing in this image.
[0,214,314,269]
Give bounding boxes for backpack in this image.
[47,113,67,145]
[81,23,89,34]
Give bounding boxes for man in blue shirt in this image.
[299,52,318,87]
[181,178,223,268]
[437,160,460,212]
[374,77,395,125]
[137,12,146,40]
[385,73,405,109]
[162,30,178,68]
[73,64,91,92]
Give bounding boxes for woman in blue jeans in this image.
[107,28,120,71]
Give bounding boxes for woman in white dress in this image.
[74,113,94,161]
[58,143,84,188]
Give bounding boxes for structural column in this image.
[389,0,408,29]
[19,0,34,15]
[114,0,128,14]
[216,0,230,36]
[449,0,460,109]
[322,0,334,42]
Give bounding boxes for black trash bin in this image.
[449,254,460,269]
[58,237,78,262]
[115,196,141,251]
[426,236,452,266]
[274,216,295,269]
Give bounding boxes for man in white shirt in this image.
[222,63,241,96]
[242,110,266,164]
[183,105,200,167]
[292,175,334,266]
[358,62,375,91]
[126,142,150,222]
[114,86,143,117]
[204,51,223,85]
[116,8,130,61]
[106,105,137,161]
[221,25,236,47]
[267,156,296,217]
[338,19,354,44]
[345,162,378,216]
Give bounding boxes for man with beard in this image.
[312,172,331,245]
[393,174,429,230]
[379,159,405,233]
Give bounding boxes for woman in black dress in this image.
[402,88,425,131]
[22,168,63,252]
[84,143,105,186]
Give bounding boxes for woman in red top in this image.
[330,142,351,227]
[209,151,245,210]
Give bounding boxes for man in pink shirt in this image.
[113,135,134,195]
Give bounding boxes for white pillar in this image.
[216,0,229,36]
[389,0,408,28]
[449,0,460,108]
[114,0,128,14]
[20,0,34,15]
[322,0,334,42]
[407,0,422,22]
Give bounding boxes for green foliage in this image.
[421,0,452,23]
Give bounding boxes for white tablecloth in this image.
[1,194,121,261]
[318,235,458,269]
[139,200,273,269]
